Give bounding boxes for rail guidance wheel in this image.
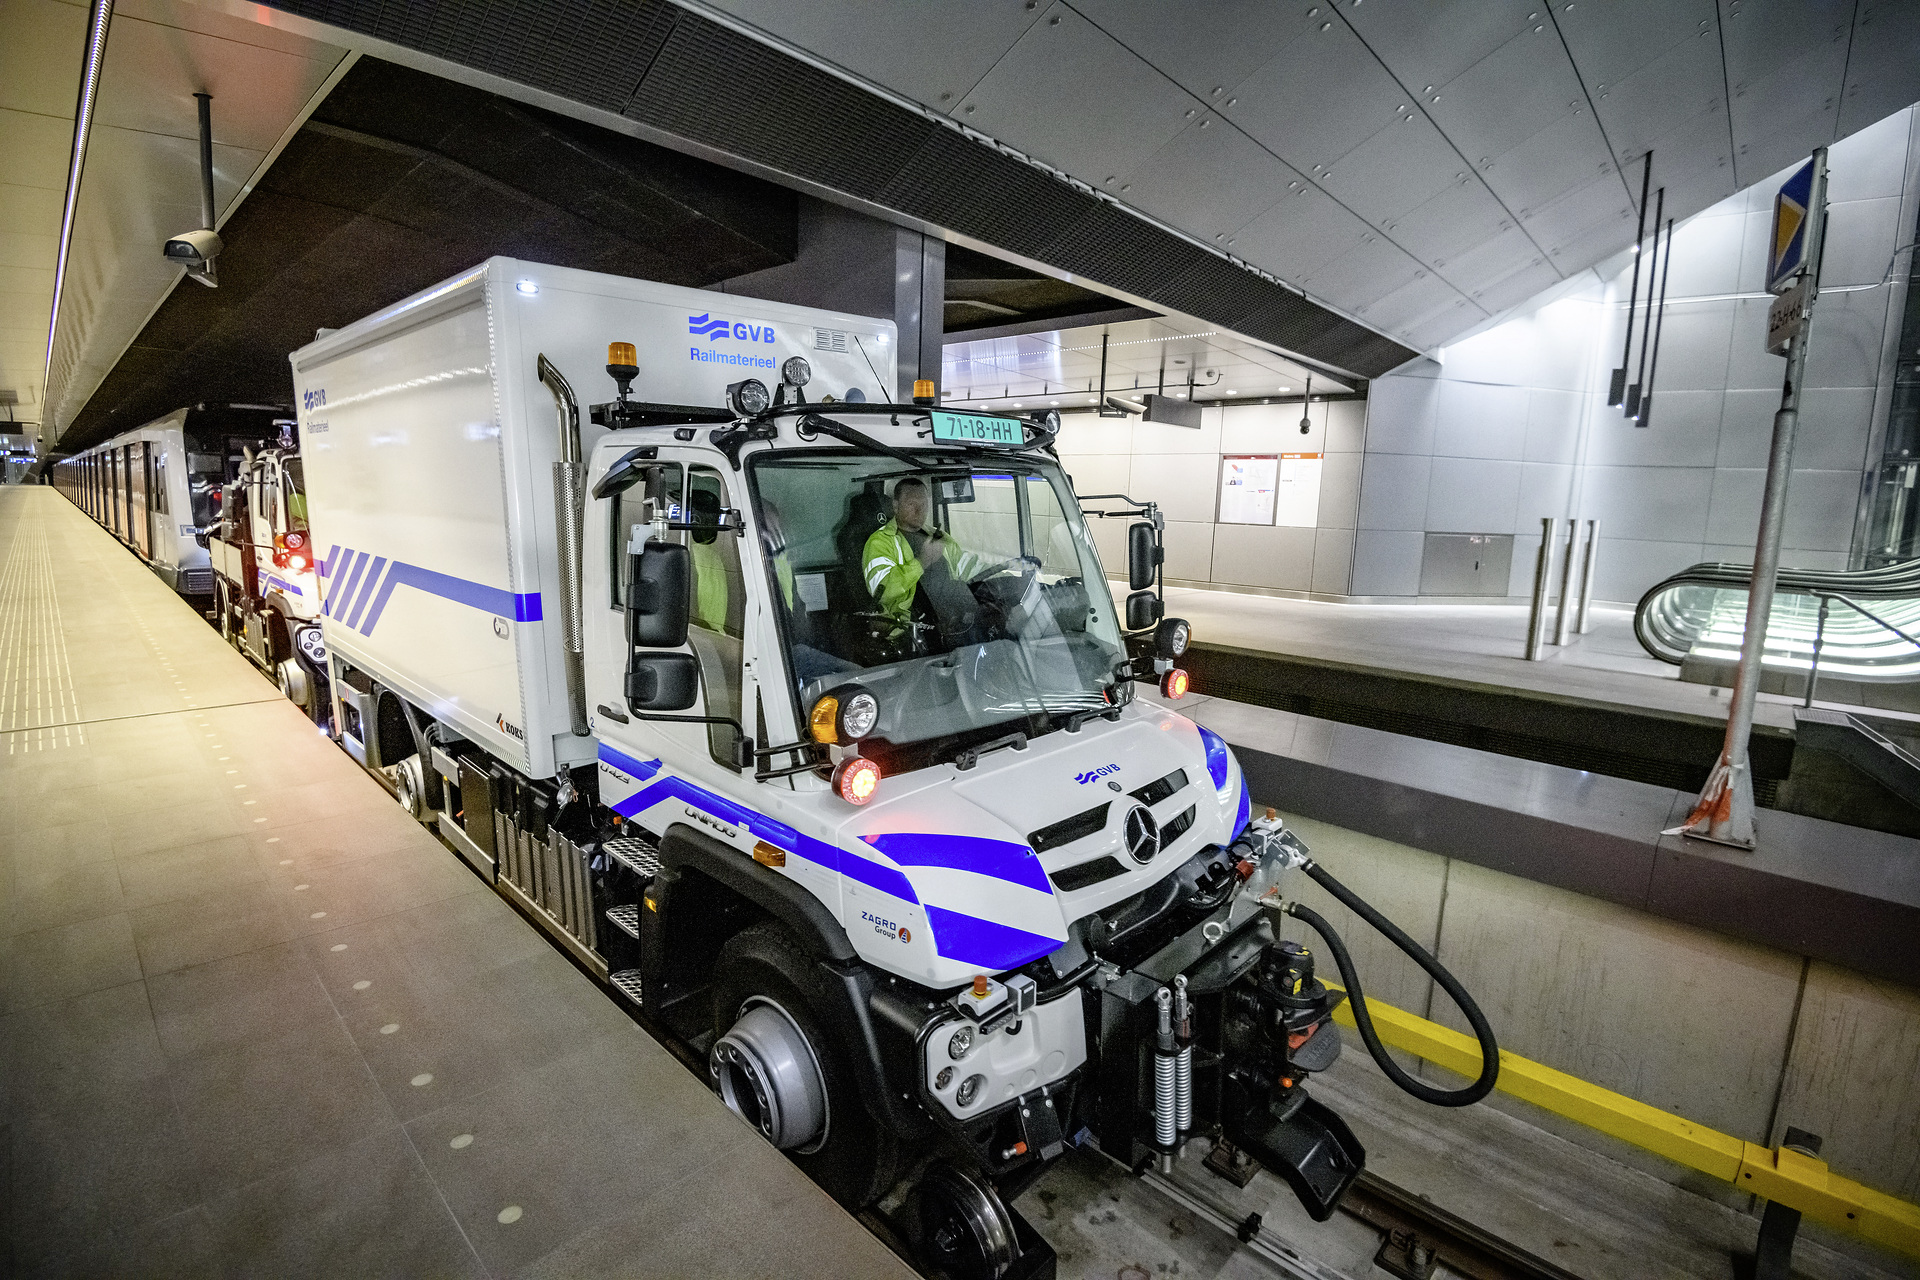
[709,922,899,1206]
[902,1161,1022,1280]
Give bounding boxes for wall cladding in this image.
[1350,107,1920,604]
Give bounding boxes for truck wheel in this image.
[276,660,310,714]
[391,754,430,822]
[902,1161,1022,1280]
[710,923,898,1208]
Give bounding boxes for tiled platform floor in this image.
[0,486,910,1278]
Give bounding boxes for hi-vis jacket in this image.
[862,519,987,621]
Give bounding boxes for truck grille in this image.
[1050,856,1129,893]
[181,568,212,594]
[1029,802,1109,853]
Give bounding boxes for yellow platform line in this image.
[1325,988,1920,1259]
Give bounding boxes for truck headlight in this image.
[725,378,770,416]
[809,685,879,744]
[781,356,812,389]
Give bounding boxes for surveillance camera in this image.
[163,228,223,267]
[1105,395,1147,416]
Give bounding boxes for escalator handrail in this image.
[1634,558,1920,666]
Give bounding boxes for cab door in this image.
[585,452,763,818]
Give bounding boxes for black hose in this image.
[1287,861,1499,1107]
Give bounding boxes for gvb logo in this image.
[688,313,776,344]
[1075,763,1122,785]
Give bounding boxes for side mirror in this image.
[626,653,699,711]
[627,543,690,648]
[1126,590,1162,630]
[1127,521,1158,590]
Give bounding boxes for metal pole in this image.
[1577,519,1600,634]
[1637,216,1674,427]
[1627,186,1664,418]
[1805,596,1829,709]
[1527,517,1558,660]
[1672,148,1828,849]
[1553,518,1578,644]
[194,92,215,231]
[1610,153,1653,406]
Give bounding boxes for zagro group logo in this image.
[688,313,777,344]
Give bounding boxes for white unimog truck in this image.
[291,258,1497,1280]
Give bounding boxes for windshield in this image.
[750,449,1127,753]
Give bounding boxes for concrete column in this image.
[720,197,944,401]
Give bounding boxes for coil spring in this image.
[1154,1051,1178,1147]
[1175,1045,1192,1132]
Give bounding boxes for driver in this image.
[862,476,992,626]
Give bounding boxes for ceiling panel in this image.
[1364,268,1474,335]
[1479,108,1619,215]
[1344,0,1537,93]
[1229,180,1373,284]
[90,19,340,152]
[1222,17,1404,176]
[0,108,76,189]
[1299,235,1424,312]
[1591,27,1728,164]
[1839,3,1920,136]
[1429,24,1588,166]
[1556,0,1714,91]
[1385,175,1515,268]
[952,2,1194,186]
[1321,113,1470,225]
[1720,0,1850,93]
[1641,102,1738,221]
[1118,116,1302,243]
[1518,171,1637,264]
[1433,222,1542,296]
[1468,256,1563,314]
[0,0,86,118]
[705,0,1045,112]
[1402,298,1479,350]
[1072,0,1319,101]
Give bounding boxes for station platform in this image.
[0,486,910,1278]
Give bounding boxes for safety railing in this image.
[1525,517,1599,660]
[1803,592,1920,706]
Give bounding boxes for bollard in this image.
[1577,520,1600,634]
[1553,518,1578,645]
[1526,517,1558,660]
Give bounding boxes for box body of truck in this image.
[290,257,896,778]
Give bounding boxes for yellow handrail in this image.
[1325,988,1920,1259]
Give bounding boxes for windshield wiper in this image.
[793,413,927,467]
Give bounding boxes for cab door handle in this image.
[596,703,630,724]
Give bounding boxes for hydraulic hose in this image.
[1286,860,1500,1107]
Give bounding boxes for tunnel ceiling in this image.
[59,58,801,453]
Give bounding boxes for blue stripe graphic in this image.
[265,577,305,598]
[598,749,919,904]
[344,556,388,630]
[861,833,1052,896]
[318,545,342,579]
[1198,724,1232,792]
[355,561,541,636]
[925,906,1063,970]
[330,551,370,619]
[1234,780,1251,840]
[598,744,663,781]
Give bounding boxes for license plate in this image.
[930,410,1023,446]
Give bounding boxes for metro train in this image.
[49,404,292,598]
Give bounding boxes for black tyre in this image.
[709,922,899,1207]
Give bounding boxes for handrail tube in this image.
[1804,592,1920,707]
[1526,517,1556,660]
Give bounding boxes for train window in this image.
[284,458,307,532]
[152,451,168,515]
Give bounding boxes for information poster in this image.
[1218,455,1278,525]
[1274,453,1322,528]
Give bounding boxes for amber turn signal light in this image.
[809,694,840,744]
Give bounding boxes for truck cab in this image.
[211,446,327,720]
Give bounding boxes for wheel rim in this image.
[908,1162,1020,1280]
[710,996,829,1153]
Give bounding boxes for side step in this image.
[1794,707,1920,810]
[605,904,640,938]
[604,835,662,880]
[609,970,644,1005]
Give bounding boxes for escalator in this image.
[1635,558,1920,679]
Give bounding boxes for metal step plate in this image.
[609,969,644,1006]
[605,903,640,938]
[604,835,662,880]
